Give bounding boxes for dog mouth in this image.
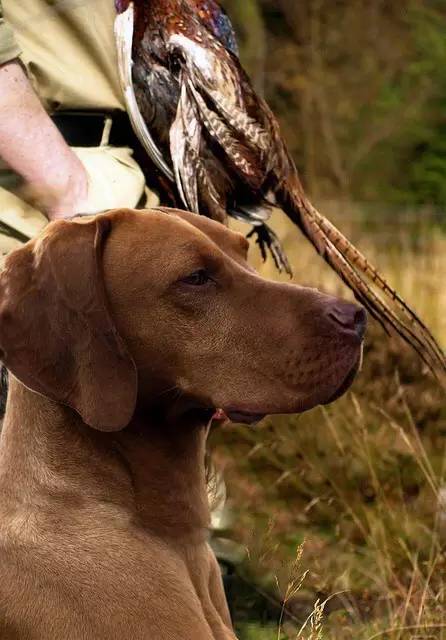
[212,346,363,425]
[223,410,267,425]
[211,408,265,425]
[210,407,265,425]
[211,345,363,425]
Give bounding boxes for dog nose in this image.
[327,302,367,340]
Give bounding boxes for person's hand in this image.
[17,144,152,222]
[20,151,89,221]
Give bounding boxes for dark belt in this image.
[51,110,136,148]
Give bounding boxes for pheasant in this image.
[114,0,446,383]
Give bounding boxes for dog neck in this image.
[0,376,211,544]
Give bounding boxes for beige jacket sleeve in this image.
[0,1,21,65]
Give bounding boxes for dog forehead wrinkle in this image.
[168,209,251,261]
[170,221,238,264]
[169,237,222,267]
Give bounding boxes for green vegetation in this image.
[225,0,446,207]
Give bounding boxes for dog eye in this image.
[180,269,212,286]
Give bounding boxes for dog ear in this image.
[0,215,137,432]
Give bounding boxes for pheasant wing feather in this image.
[185,80,264,189]
[170,79,201,212]
[168,33,269,179]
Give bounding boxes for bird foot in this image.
[247,224,293,277]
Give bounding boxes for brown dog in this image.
[0,208,365,639]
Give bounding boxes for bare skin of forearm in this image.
[0,61,88,219]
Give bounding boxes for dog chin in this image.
[321,352,362,405]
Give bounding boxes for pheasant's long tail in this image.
[278,177,446,386]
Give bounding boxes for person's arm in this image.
[0,60,88,220]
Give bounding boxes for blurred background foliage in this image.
[210,1,446,638]
[224,0,446,207]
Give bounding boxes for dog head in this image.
[0,208,365,431]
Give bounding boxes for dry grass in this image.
[217,203,446,639]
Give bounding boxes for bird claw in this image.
[247,224,293,277]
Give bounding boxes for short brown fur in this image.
[0,208,364,639]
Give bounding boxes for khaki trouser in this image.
[0,144,159,265]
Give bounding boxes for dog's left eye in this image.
[180,269,213,286]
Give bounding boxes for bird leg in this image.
[247,224,292,277]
